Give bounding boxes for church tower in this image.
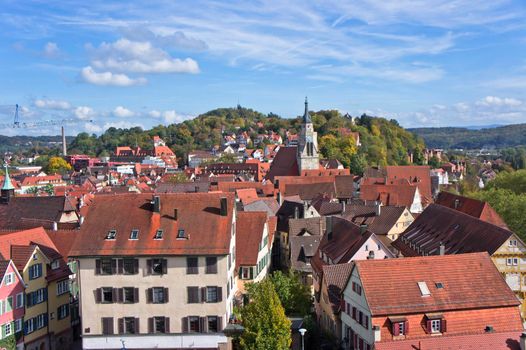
[1,164,15,203]
[297,97,319,172]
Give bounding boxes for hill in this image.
[409,123,526,149]
[0,135,75,154]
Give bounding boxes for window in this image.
[122,259,137,275]
[29,263,43,280]
[352,282,362,295]
[124,317,136,334]
[102,287,114,303]
[14,319,22,333]
[57,280,69,295]
[99,259,114,275]
[130,229,139,240]
[16,293,23,309]
[51,260,60,270]
[431,319,441,333]
[35,289,45,304]
[510,239,518,247]
[36,314,45,329]
[206,257,218,274]
[398,322,405,335]
[106,229,117,240]
[365,245,368,251]
[154,317,166,333]
[4,272,13,285]
[152,287,166,304]
[26,318,35,334]
[242,267,250,279]
[206,286,218,303]
[154,229,163,240]
[123,288,135,303]
[32,253,38,260]
[5,296,12,312]
[189,316,200,333]
[3,322,11,336]
[186,257,198,274]
[57,304,69,320]
[151,259,165,275]
[177,229,185,239]
[513,258,519,266]
[187,287,199,303]
[208,316,218,332]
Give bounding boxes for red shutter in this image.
[217,287,222,302]
[426,320,432,334]
[95,288,101,303]
[352,282,355,292]
[392,322,399,336]
[134,318,140,334]
[148,317,154,333]
[118,318,124,334]
[404,320,409,335]
[441,319,447,333]
[165,317,170,333]
[95,260,101,275]
[181,317,188,333]
[134,288,139,303]
[164,288,169,303]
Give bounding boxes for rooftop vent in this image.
[106,229,117,240]
[154,229,163,240]
[417,281,431,297]
[130,229,139,240]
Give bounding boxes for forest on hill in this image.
[409,123,526,150]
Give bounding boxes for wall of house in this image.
[78,254,230,343]
[22,249,49,348]
[386,209,414,242]
[409,188,423,213]
[351,235,394,261]
[318,280,341,339]
[341,269,373,347]
[492,234,526,318]
[47,277,72,349]
[0,262,25,345]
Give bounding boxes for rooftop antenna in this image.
[14,104,20,128]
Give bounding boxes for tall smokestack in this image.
[62,126,67,156]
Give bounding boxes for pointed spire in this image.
[303,96,312,124]
[2,164,14,191]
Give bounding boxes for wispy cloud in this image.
[80,66,146,86]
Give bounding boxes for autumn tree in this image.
[241,279,291,350]
[46,157,72,174]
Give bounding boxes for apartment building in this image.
[69,193,237,349]
[0,260,25,350]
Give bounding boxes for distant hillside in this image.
[0,135,75,153]
[409,123,526,149]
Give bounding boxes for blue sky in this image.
[1,0,526,136]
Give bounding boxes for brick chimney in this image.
[153,196,161,213]
[220,197,228,216]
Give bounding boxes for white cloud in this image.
[84,122,103,133]
[160,110,194,124]
[74,106,96,120]
[148,110,161,118]
[113,106,135,117]
[88,38,200,74]
[476,95,522,107]
[43,42,60,58]
[103,121,144,130]
[34,98,71,110]
[81,66,146,86]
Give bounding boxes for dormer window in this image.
[106,230,117,240]
[130,229,139,240]
[51,260,60,270]
[154,229,163,240]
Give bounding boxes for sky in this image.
[1,0,526,136]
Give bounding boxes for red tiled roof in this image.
[391,204,513,257]
[436,191,508,229]
[322,263,354,313]
[385,165,432,199]
[69,193,235,257]
[46,229,81,260]
[0,227,60,261]
[235,211,268,267]
[236,188,259,205]
[265,147,299,181]
[360,177,422,208]
[356,252,520,316]
[21,174,63,186]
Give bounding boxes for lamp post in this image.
[299,328,307,350]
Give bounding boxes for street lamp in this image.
[299,328,307,350]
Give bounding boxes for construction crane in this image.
[0,104,93,128]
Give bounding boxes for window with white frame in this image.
[510,239,518,247]
[14,319,22,333]
[398,322,405,335]
[4,272,13,285]
[57,280,69,295]
[26,318,34,334]
[58,304,69,320]
[51,260,60,270]
[36,314,45,329]
[507,258,513,266]
[4,322,12,336]
[16,293,23,309]
[431,319,441,333]
[513,258,519,266]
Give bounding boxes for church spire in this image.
[303,96,312,124]
[2,164,14,191]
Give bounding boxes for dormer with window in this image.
[154,229,163,240]
[129,229,139,240]
[106,229,117,240]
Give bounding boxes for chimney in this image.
[360,224,368,235]
[220,197,228,216]
[153,196,161,213]
[79,216,84,226]
[520,332,526,350]
[439,242,445,256]
[326,216,333,240]
[367,250,375,259]
[341,201,346,214]
[62,126,67,156]
[454,198,460,209]
[52,221,58,231]
[375,201,381,216]
[373,326,381,342]
[174,209,178,220]
[294,206,299,219]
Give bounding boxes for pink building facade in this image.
[0,260,25,349]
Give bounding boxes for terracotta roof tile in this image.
[322,262,354,313]
[356,252,519,316]
[265,147,299,181]
[235,211,268,267]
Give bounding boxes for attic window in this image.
[154,229,164,240]
[435,282,444,289]
[177,229,186,239]
[106,230,117,240]
[130,229,139,240]
[418,281,431,297]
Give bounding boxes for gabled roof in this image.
[69,193,235,257]
[343,205,408,235]
[385,165,432,200]
[391,204,513,257]
[435,191,508,229]
[236,211,268,267]
[265,147,299,181]
[236,188,259,205]
[290,235,321,272]
[323,263,354,314]
[360,177,421,208]
[310,196,344,216]
[355,252,520,316]
[243,198,280,217]
[0,227,61,262]
[289,217,325,237]
[284,182,336,201]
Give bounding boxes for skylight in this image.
[130,229,139,240]
[154,229,163,240]
[106,230,117,240]
[417,281,431,297]
[435,282,444,289]
[177,229,185,239]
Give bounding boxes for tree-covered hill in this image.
[409,124,526,149]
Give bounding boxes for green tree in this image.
[46,157,72,174]
[485,169,526,195]
[241,279,292,350]
[428,156,440,169]
[269,271,312,316]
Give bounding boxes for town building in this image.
[297,98,319,172]
[0,259,25,350]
